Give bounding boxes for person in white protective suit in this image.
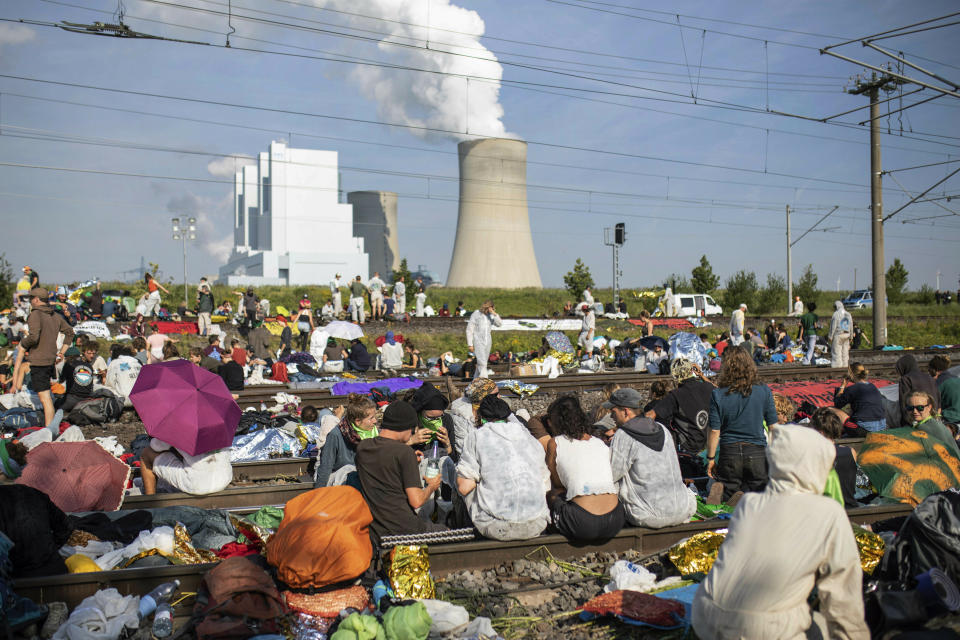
[828,300,853,369]
[466,300,502,379]
[691,424,869,640]
[729,303,746,346]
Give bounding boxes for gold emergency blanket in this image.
[668,531,726,575]
[119,523,218,568]
[853,525,884,575]
[230,512,274,548]
[388,545,435,599]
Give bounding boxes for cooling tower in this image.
[446,138,542,288]
[348,191,400,277]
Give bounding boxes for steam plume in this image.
[314,0,513,140]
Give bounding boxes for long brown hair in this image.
[718,347,757,396]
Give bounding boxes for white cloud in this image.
[0,24,35,47]
[206,154,254,178]
[167,192,234,262]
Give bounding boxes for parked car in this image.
[843,289,878,309]
[671,294,723,317]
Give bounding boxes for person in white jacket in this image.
[691,424,869,640]
[828,300,853,369]
[466,300,502,379]
[456,396,550,541]
[729,303,746,346]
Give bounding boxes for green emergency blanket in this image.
[858,427,960,506]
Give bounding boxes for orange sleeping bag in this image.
[266,486,374,588]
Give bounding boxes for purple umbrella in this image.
[130,360,241,456]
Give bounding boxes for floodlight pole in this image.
[172,217,197,309]
[786,205,792,314]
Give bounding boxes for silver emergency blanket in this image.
[230,429,303,462]
[668,331,708,367]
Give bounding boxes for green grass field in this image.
[96,280,960,320]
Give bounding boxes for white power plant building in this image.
[446,138,542,288]
[217,141,368,286]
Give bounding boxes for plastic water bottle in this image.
[424,441,440,479]
[152,602,173,638]
[139,580,180,619]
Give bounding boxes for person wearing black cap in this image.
[606,388,697,528]
[407,381,455,457]
[356,401,448,539]
[456,396,550,540]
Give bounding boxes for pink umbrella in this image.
[130,360,240,456]
[17,441,130,512]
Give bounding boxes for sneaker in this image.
[706,481,725,505]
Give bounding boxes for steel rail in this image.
[15,503,912,609]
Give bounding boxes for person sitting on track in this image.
[833,363,887,436]
[139,438,232,496]
[691,424,869,640]
[607,388,697,528]
[356,400,448,540]
[906,390,960,460]
[313,393,378,489]
[447,378,501,457]
[804,407,859,509]
[456,396,550,541]
[545,396,625,543]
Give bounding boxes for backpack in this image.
[0,408,41,433]
[266,486,373,589]
[66,394,123,425]
[192,556,288,640]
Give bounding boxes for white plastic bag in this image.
[420,599,469,637]
[604,560,657,593]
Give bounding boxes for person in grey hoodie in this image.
[15,288,74,429]
[827,301,853,369]
[607,388,697,528]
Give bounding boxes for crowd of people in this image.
[3,267,960,639]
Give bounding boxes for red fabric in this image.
[150,320,198,334]
[768,378,893,409]
[215,542,261,559]
[271,362,289,383]
[233,350,247,366]
[373,334,404,347]
[627,318,693,329]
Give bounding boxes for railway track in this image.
[236,360,920,411]
[15,502,911,609]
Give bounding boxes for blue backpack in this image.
[0,408,41,433]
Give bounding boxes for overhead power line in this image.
[0,72,881,188]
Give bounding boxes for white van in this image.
[670,294,722,317]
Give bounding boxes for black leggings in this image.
[550,496,625,543]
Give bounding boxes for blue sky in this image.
[1,0,958,293]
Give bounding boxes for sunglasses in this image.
[907,404,930,412]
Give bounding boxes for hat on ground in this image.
[29,287,48,300]
[381,401,418,431]
[601,387,643,409]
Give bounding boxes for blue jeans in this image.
[857,419,886,432]
[803,335,817,364]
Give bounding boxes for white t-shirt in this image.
[151,438,232,495]
[554,435,616,501]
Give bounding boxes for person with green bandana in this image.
[407,381,455,459]
[313,393,379,489]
